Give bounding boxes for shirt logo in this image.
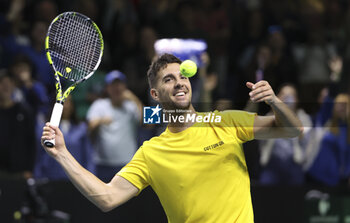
[143,105,162,124]
[203,141,225,151]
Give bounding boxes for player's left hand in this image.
[246,80,278,104]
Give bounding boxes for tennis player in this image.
[41,53,303,222]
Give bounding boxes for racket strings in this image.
[48,13,102,81]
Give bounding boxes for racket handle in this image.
[44,103,64,147]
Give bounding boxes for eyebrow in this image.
[162,73,175,81]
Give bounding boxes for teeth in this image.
[175,92,185,96]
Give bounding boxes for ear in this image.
[150,88,159,102]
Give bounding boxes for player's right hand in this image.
[41,122,66,158]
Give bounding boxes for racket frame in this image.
[44,12,103,147]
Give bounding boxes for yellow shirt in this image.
[117,110,256,223]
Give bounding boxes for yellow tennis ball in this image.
[180,60,197,78]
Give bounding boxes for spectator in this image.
[196,0,230,98]
[138,0,175,35]
[9,54,49,117]
[34,0,58,24]
[0,19,54,92]
[258,84,312,185]
[34,96,94,180]
[163,0,205,39]
[86,70,142,182]
[124,26,158,105]
[71,69,106,121]
[302,55,344,173]
[307,93,350,186]
[193,52,218,111]
[20,20,53,91]
[0,69,36,179]
[0,0,28,68]
[239,44,272,113]
[0,0,54,91]
[239,27,297,112]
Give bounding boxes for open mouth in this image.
[173,91,188,102]
[174,92,185,97]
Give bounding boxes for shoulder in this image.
[89,98,111,110]
[92,98,110,106]
[123,100,138,110]
[214,110,256,126]
[142,135,163,148]
[219,109,256,117]
[124,99,137,106]
[140,130,168,150]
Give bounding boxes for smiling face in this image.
[151,63,192,110]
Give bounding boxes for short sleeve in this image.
[117,147,150,194]
[219,110,257,143]
[86,100,105,121]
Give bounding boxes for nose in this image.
[174,76,186,89]
[174,82,183,89]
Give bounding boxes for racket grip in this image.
[44,103,64,147]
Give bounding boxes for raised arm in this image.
[122,89,144,122]
[41,123,138,212]
[246,81,303,139]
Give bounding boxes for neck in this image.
[167,104,196,133]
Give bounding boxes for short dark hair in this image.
[147,53,182,88]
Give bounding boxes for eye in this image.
[181,76,188,80]
[164,78,171,83]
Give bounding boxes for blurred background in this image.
[0,0,350,222]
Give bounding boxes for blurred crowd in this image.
[0,0,350,188]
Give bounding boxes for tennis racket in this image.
[44,12,104,147]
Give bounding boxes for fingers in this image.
[44,122,63,135]
[247,81,276,103]
[246,82,254,89]
[41,123,66,156]
[250,89,273,102]
[252,80,268,89]
[246,80,268,90]
[41,123,56,144]
[43,122,55,133]
[41,122,60,144]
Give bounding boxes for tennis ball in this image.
[180,60,197,78]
